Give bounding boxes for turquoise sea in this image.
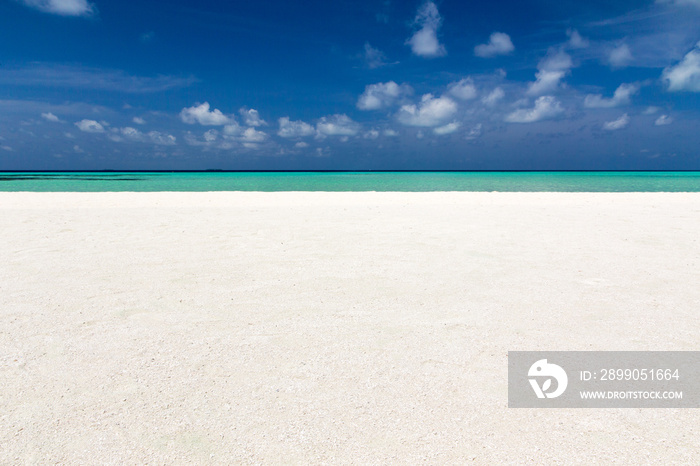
[1,171,700,192]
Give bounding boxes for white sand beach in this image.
[1,192,699,463]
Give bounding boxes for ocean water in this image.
[1,171,700,192]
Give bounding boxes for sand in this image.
[1,192,699,464]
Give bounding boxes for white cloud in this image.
[397,94,457,127]
[240,128,267,143]
[180,102,231,125]
[185,125,262,149]
[584,83,639,108]
[316,114,360,136]
[643,106,660,114]
[295,142,308,148]
[119,127,141,140]
[662,42,700,92]
[482,87,505,106]
[223,123,241,136]
[609,44,633,68]
[448,78,478,100]
[603,113,630,130]
[203,129,218,142]
[148,131,176,146]
[110,126,176,145]
[433,121,461,135]
[364,43,388,69]
[132,116,146,125]
[466,123,482,139]
[277,117,315,138]
[357,81,413,110]
[406,2,446,58]
[541,50,573,72]
[474,32,514,58]
[655,114,673,125]
[20,0,95,17]
[75,119,104,133]
[1,145,14,152]
[528,50,573,96]
[384,129,398,137]
[41,112,60,122]
[566,29,589,49]
[240,108,266,127]
[527,70,567,96]
[363,129,380,140]
[505,96,564,123]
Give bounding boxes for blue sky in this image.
[1,0,699,170]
